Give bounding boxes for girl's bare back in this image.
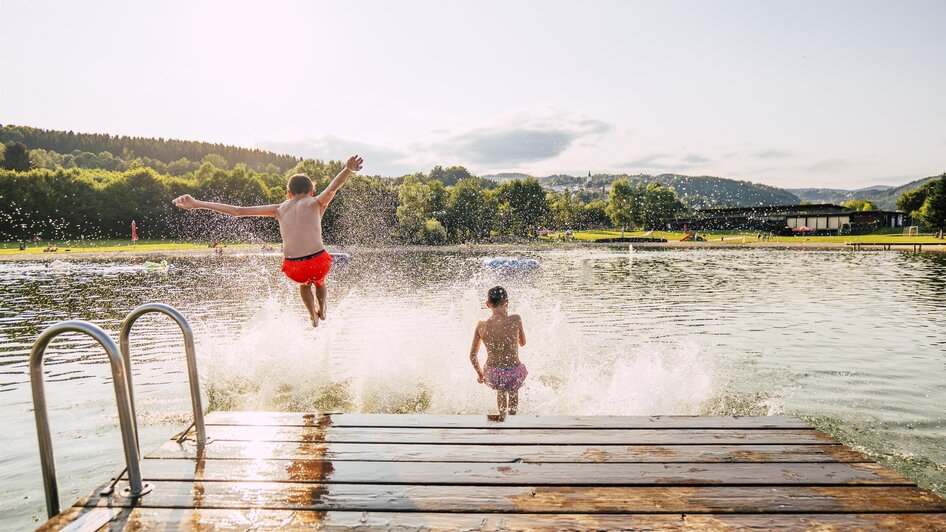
[480,314,523,368]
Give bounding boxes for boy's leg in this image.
[315,283,327,320]
[299,284,319,327]
[508,390,519,415]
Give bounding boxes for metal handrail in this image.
[120,303,206,446]
[30,321,152,519]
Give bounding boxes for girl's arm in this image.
[469,324,485,383]
[516,315,526,347]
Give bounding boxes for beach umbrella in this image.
[792,226,814,232]
[131,220,139,242]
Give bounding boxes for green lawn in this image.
[544,230,687,241]
[3,231,942,255]
[0,239,252,255]
[542,229,946,244]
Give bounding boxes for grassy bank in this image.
[0,239,252,255]
[543,229,946,244]
[2,231,943,258]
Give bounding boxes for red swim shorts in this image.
[281,250,332,286]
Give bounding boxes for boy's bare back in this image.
[478,314,524,368]
[276,196,324,258]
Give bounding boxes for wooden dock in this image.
[40,412,946,530]
[847,241,944,251]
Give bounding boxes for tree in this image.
[28,148,61,170]
[494,178,550,236]
[201,153,228,169]
[581,199,611,229]
[549,189,584,230]
[1,141,32,171]
[396,175,434,241]
[606,178,638,237]
[919,174,946,234]
[443,178,498,241]
[640,183,686,229]
[418,218,447,244]
[426,179,447,221]
[322,173,397,245]
[0,124,299,173]
[167,157,195,176]
[897,181,935,218]
[842,199,879,211]
[429,165,474,186]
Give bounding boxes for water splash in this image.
[200,275,721,416]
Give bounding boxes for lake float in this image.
[331,252,351,265]
[482,256,540,271]
[143,259,171,272]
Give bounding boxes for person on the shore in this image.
[172,155,364,327]
[469,286,528,419]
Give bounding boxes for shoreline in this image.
[1,240,943,261]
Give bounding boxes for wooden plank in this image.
[149,440,870,463]
[39,508,946,531]
[79,481,946,513]
[203,411,813,429]
[132,458,912,485]
[192,425,835,445]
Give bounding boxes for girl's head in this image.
[487,286,508,308]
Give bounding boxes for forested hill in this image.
[538,173,800,208]
[791,176,940,210]
[0,124,299,173]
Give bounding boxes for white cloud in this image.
[434,109,610,166]
[258,108,613,176]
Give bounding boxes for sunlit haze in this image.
[2,0,944,187]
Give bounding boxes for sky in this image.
[1,0,944,189]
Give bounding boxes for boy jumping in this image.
[172,155,364,327]
[469,286,528,418]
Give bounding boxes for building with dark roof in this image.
[670,204,908,235]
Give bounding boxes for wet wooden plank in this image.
[40,507,946,531]
[132,458,911,485]
[149,440,870,463]
[204,411,813,429]
[40,412,946,531]
[80,480,946,513]
[192,425,835,445]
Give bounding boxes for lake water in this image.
[1,247,945,528]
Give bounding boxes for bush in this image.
[418,219,447,245]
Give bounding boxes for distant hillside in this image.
[482,172,533,181]
[791,177,939,209]
[539,173,799,208]
[0,124,300,172]
[791,188,858,204]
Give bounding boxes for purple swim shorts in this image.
[484,363,528,392]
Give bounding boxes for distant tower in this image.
[588,171,591,178]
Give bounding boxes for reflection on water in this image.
[1,248,945,527]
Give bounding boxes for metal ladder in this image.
[120,303,207,447]
[29,303,206,519]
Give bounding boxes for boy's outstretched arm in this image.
[469,324,486,383]
[316,155,364,215]
[172,194,278,217]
